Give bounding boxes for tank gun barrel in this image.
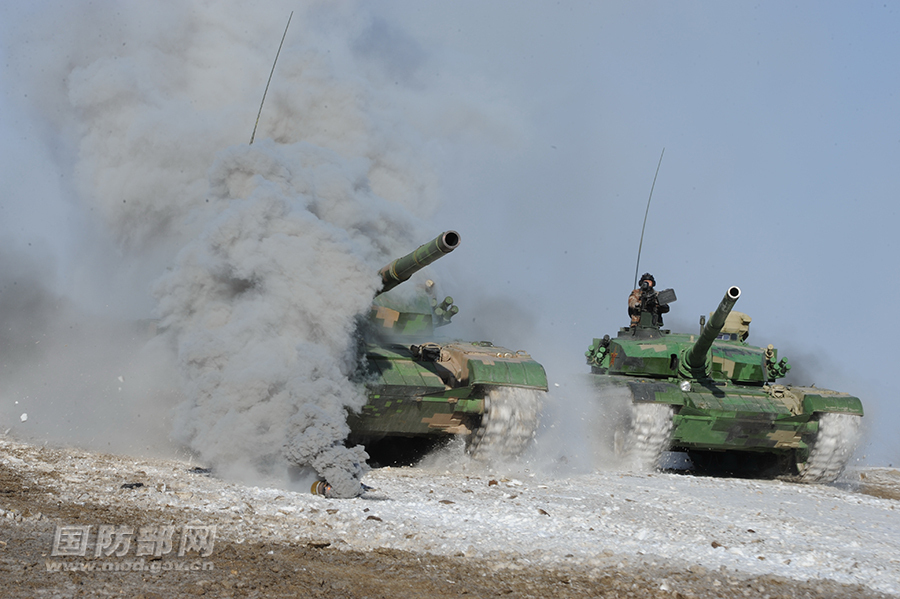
[683,286,741,375]
[377,231,460,295]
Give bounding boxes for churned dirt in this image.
[0,439,894,598]
[857,468,900,502]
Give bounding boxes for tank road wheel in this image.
[466,387,544,462]
[791,413,862,483]
[615,402,675,471]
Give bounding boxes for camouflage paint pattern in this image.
[350,232,548,446]
[586,287,863,463]
[350,342,546,437]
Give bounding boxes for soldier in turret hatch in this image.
[628,272,670,327]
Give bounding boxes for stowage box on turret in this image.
[348,231,548,463]
[586,285,863,483]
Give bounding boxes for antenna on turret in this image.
[250,12,293,145]
[633,147,665,289]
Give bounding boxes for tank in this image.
[348,231,548,464]
[586,285,863,483]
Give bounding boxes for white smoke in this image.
[3,1,507,496]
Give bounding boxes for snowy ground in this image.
[358,467,900,595]
[2,436,897,597]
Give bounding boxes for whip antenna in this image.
[250,12,293,145]
[633,147,665,289]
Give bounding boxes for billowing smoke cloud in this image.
[154,141,423,495]
[2,1,494,495]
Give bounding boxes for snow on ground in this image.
[2,437,898,596]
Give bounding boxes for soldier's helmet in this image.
[639,273,655,286]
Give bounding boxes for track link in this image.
[795,413,862,483]
[466,387,543,462]
[616,403,675,471]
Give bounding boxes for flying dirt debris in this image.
[343,231,548,469]
[586,284,863,482]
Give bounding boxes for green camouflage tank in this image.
[348,231,547,464]
[586,285,863,483]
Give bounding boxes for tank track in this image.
[794,412,862,483]
[466,387,544,462]
[617,402,675,471]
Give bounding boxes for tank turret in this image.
[377,230,459,295]
[370,230,461,338]
[682,286,741,378]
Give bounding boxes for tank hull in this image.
[593,374,861,454]
[350,341,547,462]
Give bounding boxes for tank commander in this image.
[628,272,670,327]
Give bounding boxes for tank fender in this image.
[467,356,548,390]
[796,388,864,416]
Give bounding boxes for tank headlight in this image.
[680,381,691,392]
